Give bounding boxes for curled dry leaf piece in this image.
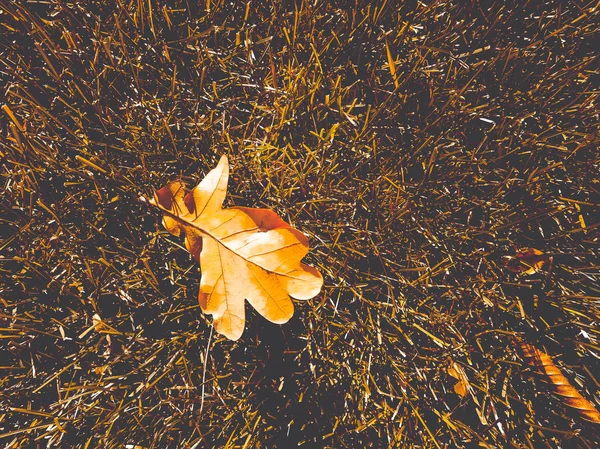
[447,360,470,398]
[504,248,549,275]
[521,342,600,424]
[150,155,323,340]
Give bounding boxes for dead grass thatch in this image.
[1,0,599,447]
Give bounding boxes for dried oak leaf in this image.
[504,248,549,275]
[150,155,323,340]
[521,342,600,424]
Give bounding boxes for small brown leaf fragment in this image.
[447,360,470,398]
[504,248,548,275]
[93,364,112,376]
[150,155,323,340]
[521,342,600,424]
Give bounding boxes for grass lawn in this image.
[1,1,599,447]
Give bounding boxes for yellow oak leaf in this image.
[150,155,323,340]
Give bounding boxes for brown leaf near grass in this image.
[150,155,323,340]
[504,248,549,275]
[447,360,470,398]
[521,342,600,424]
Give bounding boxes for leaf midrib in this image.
[159,206,304,279]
